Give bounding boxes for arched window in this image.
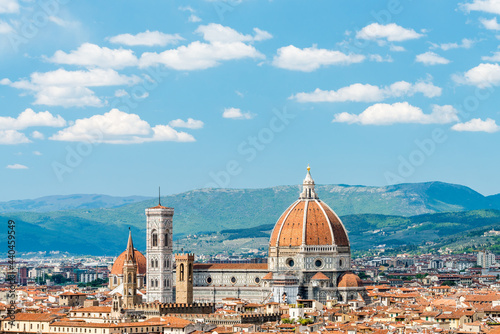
[163,279,166,288]
[166,279,170,287]
[164,233,168,246]
[180,263,185,281]
[151,259,154,268]
[113,276,117,285]
[155,259,158,268]
[151,230,158,247]
[167,259,170,268]
[150,279,154,287]
[155,279,158,287]
[128,273,131,283]
[164,259,167,268]
[188,263,193,282]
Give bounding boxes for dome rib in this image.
[110,249,147,275]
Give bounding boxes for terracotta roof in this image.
[269,199,349,248]
[338,272,363,288]
[110,249,147,275]
[148,204,172,210]
[311,272,330,280]
[71,306,111,313]
[15,313,59,321]
[262,272,273,280]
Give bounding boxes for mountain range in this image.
[2,181,499,256]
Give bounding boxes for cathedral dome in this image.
[110,249,147,275]
[269,166,349,248]
[338,272,363,288]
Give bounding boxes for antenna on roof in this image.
[158,186,161,206]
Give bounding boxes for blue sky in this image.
[1,0,500,201]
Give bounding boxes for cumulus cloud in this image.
[189,15,202,23]
[196,23,272,43]
[31,131,44,139]
[415,52,450,65]
[49,109,195,143]
[461,0,500,15]
[6,163,28,169]
[169,118,204,129]
[222,107,254,120]
[48,43,138,69]
[430,38,475,50]
[451,118,499,132]
[0,130,31,144]
[0,109,66,130]
[272,45,365,71]
[4,68,141,107]
[356,23,423,42]
[453,63,500,88]
[291,80,441,103]
[0,0,19,13]
[109,30,184,46]
[481,51,500,61]
[0,20,13,34]
[139,41,264,70]
[332,102,459,125]
[480,17,500,30]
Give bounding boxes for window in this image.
[287,258,295,267]
[155,259,158,268]
[180,263,185,281]
[231,276,237,284]
[151,259,154,268]
[164,233,169,247]
[206,276,212,284]
[152,230,158,247]
[315,259,323,268]
[189,263,193,281]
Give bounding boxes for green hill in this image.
[1,181,499,256]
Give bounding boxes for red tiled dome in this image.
[269,199,349,248]
[110,249,147,275]
[338,272,362,288]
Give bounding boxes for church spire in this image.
[299,164,318,199]
[126,228,135,262]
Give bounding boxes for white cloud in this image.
[0,20,13,34]
[189,15,202,23]
[272,45,365,71]
[356,23,423,42]
[451,118,499,132]
[33,151,42,155]
[169,118,204,129]
[332,102,459,125]
[0,78,11,85]
[31,131,44,139]
[291,80,441,103]
[48,16,78,28]
[430,38,475,50]
[109,30,184,47]
[49,109,195,143]
[415,51,450,65]
[5,68,141,107]
[49,43,138,69]
[480,17,500,30]
[222,107,254,120]
[139,40,264,70]
[453,63,500,88]
[114,89,129,97]
[196,23,272,43]
[461,0,500,15]
[179,6,195,12]
[0,130,31,144]
[6,164,28,169]
[0,109,66,130]
[390,45,406,52]
[482,51,500,61]
[0,0,19,13]
[369,54,393,62]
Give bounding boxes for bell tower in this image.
[146,189,174,303]
[122,229,141,308]
[175,254,194,304]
